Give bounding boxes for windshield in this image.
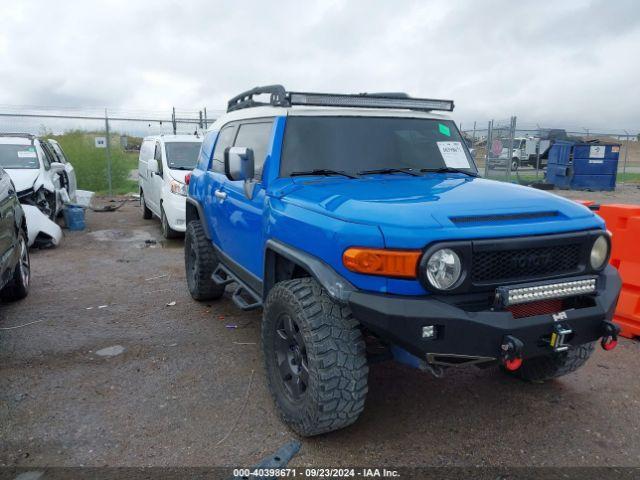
[164,142,201,170]
[0,144,39,169]
[280,117,475,177]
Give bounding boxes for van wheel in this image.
[161,206,180,239]
[140,191,152,219]
[1,232,30,302]
[262,278,369,436]
[503,342,595,382]
[184,220,225,301]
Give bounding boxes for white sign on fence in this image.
[94,137,107,149]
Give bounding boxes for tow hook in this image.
[601,321,620,351]
[501,335,524,371]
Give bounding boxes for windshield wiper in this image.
[420,167,478,177]
[358,167,422,177]
[170,166,194,170]
[290,169,359,179]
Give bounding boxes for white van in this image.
[138,134,202,238]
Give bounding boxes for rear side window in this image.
[39,141,54,170]
[50,142,68,163]
[211,124,237,173]
[234,121,273,179]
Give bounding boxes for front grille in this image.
[472,243,582,284]
[506,299,563,319]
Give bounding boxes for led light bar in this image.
[288,92,455,112]
[496,278,597,307]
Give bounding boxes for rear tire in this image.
[184,220,225,301]
[505,342,595,382]
[140,191,152,219]
[1,232,30,302]
[262,278,369,436]
[161,206,180,239]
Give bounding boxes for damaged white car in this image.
[0,134,69,246]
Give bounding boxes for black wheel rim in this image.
[274,313,309,401]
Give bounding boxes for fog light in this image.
[422,325,436,339]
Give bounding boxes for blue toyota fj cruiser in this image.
[184,86,621,436]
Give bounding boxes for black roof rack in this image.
[0,133,36,139]
[227,85,454,113]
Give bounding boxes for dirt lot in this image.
[2,190,640,469]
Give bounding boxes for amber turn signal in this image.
[343,248,421,278]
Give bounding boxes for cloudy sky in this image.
[0,0,639,131]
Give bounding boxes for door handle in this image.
[214,189,227,201]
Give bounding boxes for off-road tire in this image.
[1,232,30,302]
[184,220,225,301]
[140,191,152,219]
[506,342,595,382]
[161,206,180,239]
[262,278,369,436]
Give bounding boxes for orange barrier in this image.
[596,204,640,339]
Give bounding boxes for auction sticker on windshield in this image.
[437,141,470,168]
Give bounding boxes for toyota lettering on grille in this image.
[510,251,554,270]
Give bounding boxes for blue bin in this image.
[63,205,86,231]
[546,141,619,191]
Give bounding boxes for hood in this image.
[168,169,190,183]
[6,169,40,192]
[280,175,602,247]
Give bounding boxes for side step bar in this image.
[211,264,263,311]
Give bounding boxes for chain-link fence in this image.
[462,118,639,190]
[0,105,223,195]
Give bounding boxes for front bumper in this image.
[162,192,187,232]
[349,265,621,363]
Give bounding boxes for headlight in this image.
[425,248,462,290]
[170,180,187,196]
[590,235,609,270]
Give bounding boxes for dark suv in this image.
[0,166,30,301]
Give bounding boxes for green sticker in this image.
[438,123,451,137]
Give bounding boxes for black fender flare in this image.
[185,197,210,239]
[264,239,355,303]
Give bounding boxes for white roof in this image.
[208,105,452,131]
[0,137,32,145]
[143,134,202,143]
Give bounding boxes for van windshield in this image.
[0,144,39,169]
[164,142,201,170]
[280,117,476,177]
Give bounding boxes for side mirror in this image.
[50,162,66,173]
[225,147,254,181]
[147,159,159,175]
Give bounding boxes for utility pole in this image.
[105,108,113,197]
[172,107,177,134]
[203,108,208,129]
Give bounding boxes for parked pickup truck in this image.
[184,86,621,436]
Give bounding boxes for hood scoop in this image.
[450,211,561,226]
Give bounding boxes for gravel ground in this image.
[1,191,640,469]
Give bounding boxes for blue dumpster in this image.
[546,141,619,191]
